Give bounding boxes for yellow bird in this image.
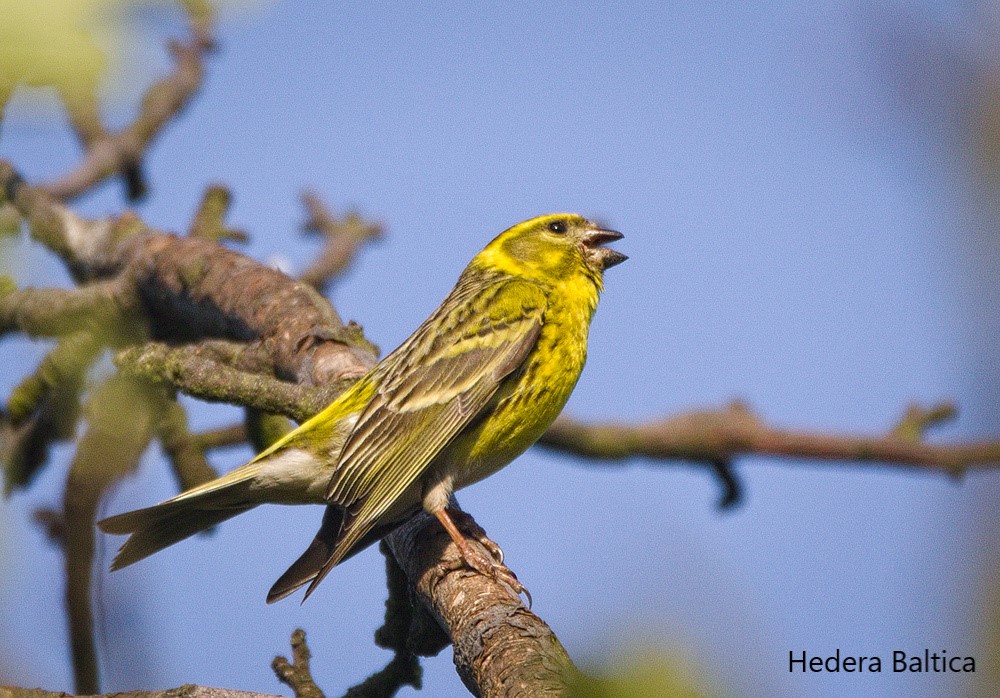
[99,213,626,602]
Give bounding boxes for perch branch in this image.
[384,509,578,697]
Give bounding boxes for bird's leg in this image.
[432,507,529,605]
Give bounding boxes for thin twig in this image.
[272,629,325,698]
[157,398,219,492]
[299,192,382,292]
[42,11,216,201]
[187,184,248,242]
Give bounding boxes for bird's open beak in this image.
[581,228,627,270]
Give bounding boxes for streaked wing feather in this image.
[315,278,547,576]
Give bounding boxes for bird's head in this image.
[479,213,627,285]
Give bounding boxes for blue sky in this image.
[2,2,999,696]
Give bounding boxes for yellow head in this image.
[475,213,627,287]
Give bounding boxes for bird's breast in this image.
[448,310,590,489]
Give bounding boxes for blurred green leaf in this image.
[0,0,112,101]
[570,648,717,698]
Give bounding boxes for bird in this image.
[98,212,626,603]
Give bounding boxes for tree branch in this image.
[299,192,382,293]
[0,687,279,698]
[187,185,248,243]
[538,399,1000,481]
[42,7,215,201]
[384,510,577,697]
[63,376,166,693]
[272,630,324,698]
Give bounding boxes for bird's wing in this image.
[290,277,547,599]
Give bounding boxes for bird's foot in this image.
[446,507,505,563]
[433,508,531,607]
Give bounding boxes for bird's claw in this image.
[446,509,505,562]
[434,507,531,606]
[445,542,530,607]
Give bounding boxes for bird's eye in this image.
[547,220,567,234]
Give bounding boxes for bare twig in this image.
[157,397,218,492]
[188,185,248,242]
[272,629,325,698]
[299,192,382,292]
[31,508,66,546]
[194,423,248,451]
[42,10,216,201]
[892,401,958,441]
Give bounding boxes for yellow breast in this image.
[447,274,597,489]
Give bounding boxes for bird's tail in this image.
[266,505,409,603]
[266,505,345,603]
[98,461,263,570]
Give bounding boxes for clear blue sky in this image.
[2,2,999,696]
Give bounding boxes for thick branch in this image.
[0,687,278,698]
[384,511,577,697]
[116,342,351,422]
[1,166,380,385]
[0,280,132,339]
